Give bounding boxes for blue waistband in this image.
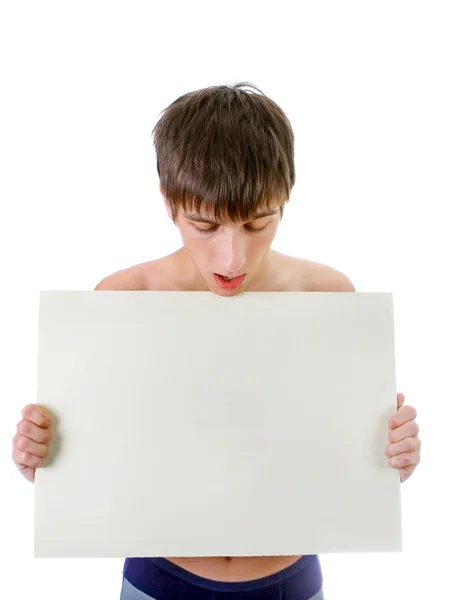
[149,556,312,592]
[124,554,322,596]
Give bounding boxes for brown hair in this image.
[152,81,295,223]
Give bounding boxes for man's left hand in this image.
[386,393,421,483]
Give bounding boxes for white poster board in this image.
[34,291,401,557]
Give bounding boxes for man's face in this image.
[164,195,281,296]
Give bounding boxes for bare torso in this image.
[95,247,353,582]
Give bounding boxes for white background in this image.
[0,1,449,598]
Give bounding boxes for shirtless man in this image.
[12,82,421,600]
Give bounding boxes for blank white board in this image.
[34,291,401,557]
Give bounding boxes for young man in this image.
[13,82,421,599]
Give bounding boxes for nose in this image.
[220,230,246,276]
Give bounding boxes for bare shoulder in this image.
[94,253,178,291]
[303,258,356,292]
[94,260,156,291]
[271,251,355,292]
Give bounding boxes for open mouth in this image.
[214,273,247,290]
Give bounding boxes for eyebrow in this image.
[183,209,278,225]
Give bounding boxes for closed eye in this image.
[245,223,269,233]
[195,223,270,235]
[195,226,218,235]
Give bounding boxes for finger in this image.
[389,450,421,468]
[13,434,49,459]
[397,393,405,410]
[386,435,421,458]
[12,448,44,469]
[388,420,419,443]
[21,404,52,428]
[16,419,52,444]
[17,464,36,484]
[389,404,417,428]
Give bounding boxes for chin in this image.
[211,287,244,297]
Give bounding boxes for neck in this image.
[171,248,209,291]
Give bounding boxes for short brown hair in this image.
[152,82,295,223]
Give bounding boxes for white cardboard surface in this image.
[34,291,401,558]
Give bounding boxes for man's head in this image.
[152,82,296,295]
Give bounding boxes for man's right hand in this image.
[12,404,53,483]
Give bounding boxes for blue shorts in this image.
[121,555,324,599]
